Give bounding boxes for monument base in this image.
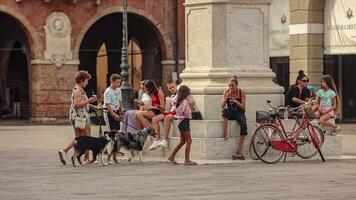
[143,120,343,160]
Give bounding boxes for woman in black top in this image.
[286,72,311,108]
[221,76,248,160]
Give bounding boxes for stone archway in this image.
[0,12,33,118]
[74,6,173,61]
[0,5,42,59]
[77,10,170,100]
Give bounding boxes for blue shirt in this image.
[316,89,336,107]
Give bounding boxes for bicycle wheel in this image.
[296,125,324,159]
[252,124,285,164]
[249,137,259,160]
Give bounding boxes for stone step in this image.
[142,135,343,160]
[162,120,248,138]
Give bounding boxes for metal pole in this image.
[120,0,133,110]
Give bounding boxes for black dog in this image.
[71,131,115,167]
[108,126,156,163]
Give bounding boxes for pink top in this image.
[174,99,192,125]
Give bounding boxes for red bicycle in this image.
[252,100,325,164]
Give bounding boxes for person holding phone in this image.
[135,80,165,150]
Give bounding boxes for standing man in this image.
[103,74,124,131]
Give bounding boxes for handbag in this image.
[74,115,86,129]
[192,111,203,120]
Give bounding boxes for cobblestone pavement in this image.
[0,125,356,200]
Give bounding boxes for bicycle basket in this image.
[256,111,270,122]
[303,106,317,119]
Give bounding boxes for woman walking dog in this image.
[58,70,98,165]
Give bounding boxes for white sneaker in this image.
[158,139,168,148]
[58,150,66,165]
[148,140,161,150]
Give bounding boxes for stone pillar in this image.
[29,60,79,122]
[181,0,284,121]
[147,0,284,160]
[289,0,325,86]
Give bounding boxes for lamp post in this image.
[120,0,132,110]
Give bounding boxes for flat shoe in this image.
[58,150,66,165]
[232,155,245,160]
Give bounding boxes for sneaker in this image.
[58,150,66,165]
[148,140,161,150]
[158,139,168,148]
[332,126,341,136]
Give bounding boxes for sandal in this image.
[232,154,245,160]
[168,157,179,165]
[184,161,197,165]
[332,126,341,136]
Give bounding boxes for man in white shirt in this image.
[103,74,123,130]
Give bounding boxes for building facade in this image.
[0,0,185,120]
[270,0,356,122]
[0,0,355,122]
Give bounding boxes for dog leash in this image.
[98,108,141,132]
[118,117,141,132]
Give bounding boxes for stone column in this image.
[147,0,283,160]
[289,0,325,86]
[181,0,284,121]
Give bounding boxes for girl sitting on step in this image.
[315,74,341,135]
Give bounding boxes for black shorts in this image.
[149,108,162,115]
[107,114,120,130]
[178,119,190,133]
[222,109,248,136]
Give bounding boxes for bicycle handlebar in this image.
[265,97,315,112]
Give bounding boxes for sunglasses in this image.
[301,79,309,83]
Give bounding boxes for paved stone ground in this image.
[0,125,356,200]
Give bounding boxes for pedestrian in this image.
[315,74,341,135]
[135,80,165,149]
[12,87,20,117]
[103,74,123,131]
[58,70,98,165]
[168,85,197,165]
[221,76,248,160]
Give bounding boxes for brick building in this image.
[1,0,355,122]
[0,0,185,120]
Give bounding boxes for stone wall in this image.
[29,64,78,120]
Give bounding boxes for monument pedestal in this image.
[143,0,342,161]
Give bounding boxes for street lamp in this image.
[120,0,133,110]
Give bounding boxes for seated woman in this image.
[285,71,311,108]
[135,80,166,149]
[315,74,341,135]
[121,82,151,133]
[221,76,248,160]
